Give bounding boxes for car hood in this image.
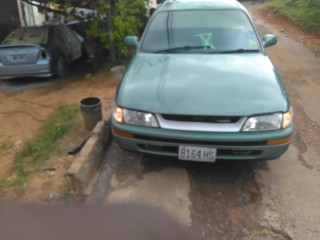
[117,53,289,116]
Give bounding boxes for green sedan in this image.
[111,0,293,162]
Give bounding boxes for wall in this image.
[0,0,19,26]
[30,1,46,26]
[0,0,19,42]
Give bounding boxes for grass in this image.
[266,0,320,32]
[0,177,9,190]
[1,105,78,191]
[0,140,15,155]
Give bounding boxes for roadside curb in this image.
[68,120,112,195]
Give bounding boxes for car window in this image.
[141,9,260,53]
[1,27,49,45]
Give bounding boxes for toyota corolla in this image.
[111,0,293,162]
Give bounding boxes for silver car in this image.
[0,25,84,79]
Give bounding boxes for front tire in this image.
[56,56,67,78]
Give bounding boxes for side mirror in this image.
[124,36,139,48]
[262,34,277,48]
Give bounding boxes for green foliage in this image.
[267,0,320,31]
[84,0,110,42]
[112,0,148,56]
[85,0,149,56]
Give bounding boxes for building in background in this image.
[149,0,157,9]
[0,0,53,41]
[17,0,50,27]
[0,0,50,28]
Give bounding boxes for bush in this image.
[112,0,148,56]
[85,0,148,57]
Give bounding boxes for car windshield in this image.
[141,9,260,53]
[1,27,49,45]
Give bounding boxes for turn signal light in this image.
[267,135,292,145]
[283,112,292,129]
[113,105,123,123]
[112,127,133,138]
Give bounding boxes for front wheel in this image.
[56,56,67,78]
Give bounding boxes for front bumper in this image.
[111,119,294,161]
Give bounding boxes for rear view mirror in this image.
[262,34,277,48]
[124,36,139,48]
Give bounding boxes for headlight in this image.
[242,108,293,132]
[112,104,159,127]
[123,109,159,127]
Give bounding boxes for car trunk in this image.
[0,44,42,65]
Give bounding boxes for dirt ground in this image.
[0,69,117,201]
[253,7,320,56]
[1,3,320,208]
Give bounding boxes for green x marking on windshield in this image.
[194,33,215,49]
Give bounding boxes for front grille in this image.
[161,114,240,123]
[138,144,262,156]
[134,134,267,146]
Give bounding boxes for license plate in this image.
[12,54,26,61]
[178,146,217,162]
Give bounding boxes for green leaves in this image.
[85,0,148,57]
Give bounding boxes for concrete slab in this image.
[68,120,111,194]
[106,167,192,227]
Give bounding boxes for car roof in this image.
[158,0,244,11]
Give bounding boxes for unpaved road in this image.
[0,66,116,200]
[88,4,320,240]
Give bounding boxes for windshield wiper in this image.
[216,49,260,54]
[154,46,210,53]
[154,47,260,54]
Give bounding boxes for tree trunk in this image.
[106,0,116,65]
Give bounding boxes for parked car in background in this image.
[0,25,85,79]
[111,0,294,162]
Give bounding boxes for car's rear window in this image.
[141,9,260,53]
[1,27,49,45]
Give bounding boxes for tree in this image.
[67,0,148,64]
[21,0,149,64]
[111,0,148,56]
